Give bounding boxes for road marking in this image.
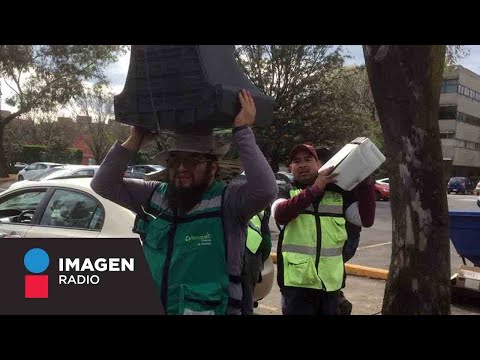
[358,241,392,250]
[257,303,281,312]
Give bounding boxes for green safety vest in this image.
[134,181,229,315]
[279,187,347,291]
[247,211,264,254]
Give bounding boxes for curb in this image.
[270,252,388,281]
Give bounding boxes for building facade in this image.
[440,65,480,178]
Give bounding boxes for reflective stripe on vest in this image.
[282,244,343,257]
[281,188,347,291]
[302,204,343,215]
[246,211,263,254]
[134,181,230,315]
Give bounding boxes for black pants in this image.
[241,249,263,315]
[281,287,340,315]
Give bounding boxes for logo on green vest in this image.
[185,233,212,246]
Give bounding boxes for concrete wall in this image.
[441,139,456,159]
[455,122,480,143]
[439,119,456,132]
[453,147,480,167]
[440,92,458,107]
[459,67,480,92]
[456,95,480,117]
[439,67,480,171]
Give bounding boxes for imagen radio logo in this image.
[24,248,50,299]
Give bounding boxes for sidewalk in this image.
[258,258,480,315]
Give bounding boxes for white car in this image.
[10,165,100,191]
[0,177,138,239]
[17,162,63,181]
[0,176,272,304]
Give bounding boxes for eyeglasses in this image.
[166,157,210,170]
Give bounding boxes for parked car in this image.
[17,162,63,181]
[447,177,475,195]
[374,180,390,201]
[124,165,165,179]
[475,180,480,196]
[9,162,27,174]
[0,177,138,238]
[277,171,294,182]
[253,256,274,303]
[232,171,292,195]
[274,172,293,194]
[0,177,273,303]
[10,165,100,191]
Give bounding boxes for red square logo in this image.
[25,275,48,298]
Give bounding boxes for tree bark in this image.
[0,125,10,177]
[270,147,280,173]
[363,45,450,315]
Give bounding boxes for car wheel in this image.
[17,175,23,181]
[376,191,381,201]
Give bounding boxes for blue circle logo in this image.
[24,248,50,273]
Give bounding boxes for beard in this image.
[166,166,213,215]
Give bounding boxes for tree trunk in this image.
[0,125,10,177]
[270,147,280,173]
[363,45,450,315]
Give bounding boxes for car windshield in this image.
[147,165,164,172]
[42,168,80,180]
[29,168,64,180]
[449,178,465,186]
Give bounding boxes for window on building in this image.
[439,106,457,119]
[466,141,476,150]
[463,113,480,126]
[440,132,455,139]
[445,79,458,93]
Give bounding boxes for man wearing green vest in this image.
[315,146,376,315]
[92,90,278,315]
[272,143,375,315]
[242,206,272,315]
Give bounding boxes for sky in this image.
[2,45,480,115]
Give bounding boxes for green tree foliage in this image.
[235,45,381,171]
[0,45,127,176]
